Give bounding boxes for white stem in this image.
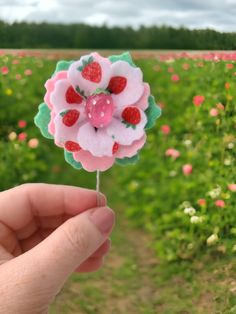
[96,170,101,206]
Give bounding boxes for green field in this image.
[0,50,235,313]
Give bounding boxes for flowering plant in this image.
[35,52,161,172]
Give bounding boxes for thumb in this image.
[26,206,115,288]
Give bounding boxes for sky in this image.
[0,0,236,32]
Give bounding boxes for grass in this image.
[50,203,236,314]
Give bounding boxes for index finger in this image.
[0,183,106,231]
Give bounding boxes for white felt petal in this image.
[106,112,147,146]
[68,53,111,97]
[50,79,86,114]
[77,122,114,157]
[53,113,81,147]
[110,61,144,108]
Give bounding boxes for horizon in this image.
[0,0,235,32]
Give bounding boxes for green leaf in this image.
[53,60,74,75]
[116,154,139,166]
[34,103,54,139]
[88,56,94,63]
[64,151,82,170]
[78,66,83,71]
[109,52,136,67]
[60,110,69,117]
[92,88,110,95]
[145,96,162,130]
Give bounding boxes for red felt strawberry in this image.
[122,107,141,125]
[65,141,81,152]
[108,76,127,94]
[66,86,83,104]
[62,109,80,127]
[78,56,102,83]
[112,142,119,154]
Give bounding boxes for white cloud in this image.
[0,0,235,31]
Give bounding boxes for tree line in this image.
[0,21,235,49]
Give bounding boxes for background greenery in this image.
[1,22,236,49]
[0,51,235,313]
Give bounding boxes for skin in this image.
[0,183,115,314]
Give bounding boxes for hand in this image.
[0,183,115,314]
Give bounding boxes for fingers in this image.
[22,206,115,290]
[0,183,106,231]
[75,239,111,273]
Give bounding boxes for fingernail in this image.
[89,207,115,234]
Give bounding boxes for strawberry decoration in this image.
[78,56,102,83]
[65,141,81,152]
[108,76,127,94]
[66,86,83,104]
[61,109,80,127]
[122,107,141,128]
[112,142,119,154]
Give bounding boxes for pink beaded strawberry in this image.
[35,52,161,172]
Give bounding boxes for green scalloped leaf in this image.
[109,52,136,67]
[34,103,54,139]
[145,96,162,130]
[116,154,139,166]
[53,60,74,75]
[64,151,82,170]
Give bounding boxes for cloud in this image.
[0,0,235,32]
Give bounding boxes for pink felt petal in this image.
[116,134,147,158]
[73,150,115,172]
[50,79,86,114]
[53,111,86,147]
[107,111,147,145]
[44,71,67,109]
[133,83,150,110]
[110,61,144,108]
[68,52,111,97]
[77,122,114,157]
[48,111,56,135]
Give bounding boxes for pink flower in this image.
[15,74,22,80]
[215,200,225,207]
[171,74,180,82]
[12,59,19,65]
[216,103,225,111]
[182,164,192,176]
[18,132,27,141]
[1,66,9,75]
[182,63,189,70]
[198,199,206,206]
[168,67,174,73]
[210,108,218,117]
[24,69,32,76]
[193,95,205,106]
[228,184,236,192]
[28,138,39,148]
[41,52,158,172]
[225,82,230,89]
[161,124,171,135]
[165,148,180,159]
[18,120,27,128]
[226,63,234,69]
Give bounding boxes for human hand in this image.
[0,183,115,314]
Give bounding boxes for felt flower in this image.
[35,52,161,172]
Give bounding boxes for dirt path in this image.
[50,210,159,314]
